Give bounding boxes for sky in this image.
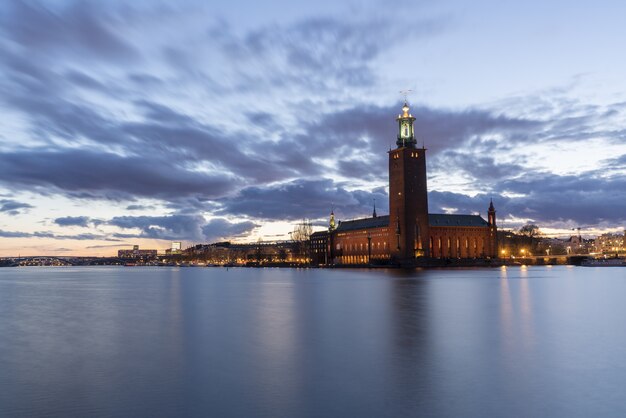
[1,0,626,256]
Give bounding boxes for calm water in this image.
[1,266,626,417]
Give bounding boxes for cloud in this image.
[0,149,235,200]
[54,216,91,227]
[126,204,154,211]
[209,15,448,93]
[201,218,258,242]
[107,214,258,242]
[493,172,626,226]
[0,199,33,215]
[218,179,387,221]
[86,243,133,249]
[0,230,35,238]
[0,229,120,241]
[428,170,626,228]
[1,1,138,62]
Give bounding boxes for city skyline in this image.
[1,0,626,256]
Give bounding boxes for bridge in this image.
[504,254,594,265]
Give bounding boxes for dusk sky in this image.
[1,0,626,256]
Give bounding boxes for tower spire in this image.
[395,98,417,148]
[488,199,496,226]
[372,198,377,218]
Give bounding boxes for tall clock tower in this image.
[388,102,430,263]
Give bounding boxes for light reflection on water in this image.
[1,266,626,417]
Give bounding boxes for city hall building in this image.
[310,102,498,266]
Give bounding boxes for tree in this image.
[518,224,541,238]
[292,219,312,263]
[517,223,542,255]
[254,238,264,263]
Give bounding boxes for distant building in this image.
[166,241,182,255]
[310,102,498,266]
[310,230,330,265]
[594,232,625,254]
[180,241,297,265]
[118,245,157,259]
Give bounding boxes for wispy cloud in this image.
[0,199,33,215]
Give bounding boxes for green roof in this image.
[428,213,489,227]
[311,231,329,238]
[332,213,488,232]
[335,215,390,232]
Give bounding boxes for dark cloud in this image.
[603,153,626,168]
[0,149,235,200]
[54,216,90,227]
[494,173,626,226]
[246,112,279,131]
[0,230,34,238]
[428,171,626,228]
[126,204,154,211]
[218,179,387,222]
[293,103,542,182]
[107,214,258,242]
[1,1,138,61]
[0,199,33,215]
[428,191,493,216]
[430,151,528,190]
[202,219,258,242]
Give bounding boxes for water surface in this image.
[1,266,625,417]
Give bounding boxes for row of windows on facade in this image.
[432,237,485,249]
[391,151,420,159]
[336,237,485,250]
[337,242,389,251]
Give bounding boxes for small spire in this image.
[402,101,410,117]
[489,198,495,211]
[372,198,377,218]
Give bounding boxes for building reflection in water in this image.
[499,266,514,352]
[386,269,440,415]
[498,266,536,379]
[519,266,535,349]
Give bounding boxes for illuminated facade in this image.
[312,102,498,266]
[593,232,626,254]
[118,245,158,259]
